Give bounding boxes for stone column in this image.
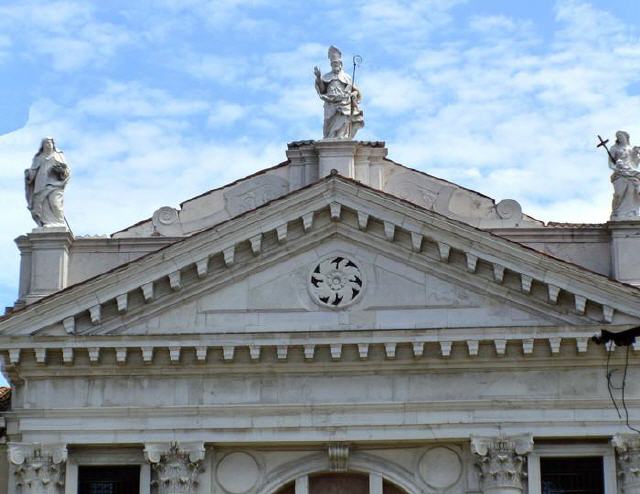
[613,434,640,494]
[144,442,205,494]
[7,443,67,494]
[471,435,533,494]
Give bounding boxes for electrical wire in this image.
[606,342,622,419]
[620,345,640,434]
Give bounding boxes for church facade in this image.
[1,136,640,494]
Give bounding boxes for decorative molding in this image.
[89,305,101,325]
[276,224,288,243]
[466,253,478,273]
[412,341,425,357]
[440,341,452,357]
[521,274,532,294]
[437,242,450,262]
[383,221,395,241]
[141,282,154,302]
[169,271,182,291]
[8,443,68,494]
[467,340,479,356]
[250,234,262,255]
[471,434,533,493]
[357,210,369,230]
[329,202,341,220]
[116,293,128,313]
[196,258,209,278]
[384,342,397,359]
[328,443,349,472]
[358,343,369,359]
[548,284,560,304]
[410,232,423,252]
[302,212,314,232]
[494,339,507,356]
[613,434,640,494]
[223,246,235,267]
[62,316,75,334]
[493,264,505,284]
[144,442,205,494]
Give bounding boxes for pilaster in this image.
[7,443,67,494]
[143,442,205,494]
[613,434,640,494]
[471,434,533,494]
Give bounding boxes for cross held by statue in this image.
[597,134,615,162]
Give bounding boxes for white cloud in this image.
[208,102,249,127]
[0,1,132,71]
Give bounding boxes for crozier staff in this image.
[25,137,70,228]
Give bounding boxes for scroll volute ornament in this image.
[470,435,533,494]
[144,442,205,494]
[613,434,640,494]
[8,443,67,494]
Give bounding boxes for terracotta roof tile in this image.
[0,387,10,411]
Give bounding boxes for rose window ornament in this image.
[309,256,364,308]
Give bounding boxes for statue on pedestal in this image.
[314,46,364,140]
[604,131,640,220]
[24,137,70,228]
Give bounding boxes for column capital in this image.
[7,442,67,494]
[471,434,533,494]
[143,442,205,494]
[613,434,640,493]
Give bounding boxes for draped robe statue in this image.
[25,137,70,228]
[314,46,364,139]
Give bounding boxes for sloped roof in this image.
[1,173,640,339]
[0,387,10,411]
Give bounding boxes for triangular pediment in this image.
[2,175,640,340]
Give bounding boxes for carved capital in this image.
[8,443,67,494]
[328,443,349,472]
[144,442,205,494]
[613,434,640,493]
[471,435,533,494]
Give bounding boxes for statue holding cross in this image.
[598,131,640,220]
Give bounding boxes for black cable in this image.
[606,343,622,418]
[620,345,640,434]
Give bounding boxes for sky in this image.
[0,0,640,322]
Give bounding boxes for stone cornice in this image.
[2,175,639,337]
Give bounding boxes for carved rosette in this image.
[613,434,640,493]
[8,443,67,494]
[309,256,364,308]
[144,442,205,494]
[471,435,533,494]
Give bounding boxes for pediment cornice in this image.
[1,175,639,337]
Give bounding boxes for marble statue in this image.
[608,131,640,220]
[25,137,70,228]
[314,46,364,140]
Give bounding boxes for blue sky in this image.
[0,0,640,378]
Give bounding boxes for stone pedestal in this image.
[609,222,640,286]
[613,434,640,494]
[286,140,388,187]
[15,228,74,306]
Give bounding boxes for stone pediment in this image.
[2,174,640,343]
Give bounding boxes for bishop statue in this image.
[314,46,364,140]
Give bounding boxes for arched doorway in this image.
[274,472,407,494]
